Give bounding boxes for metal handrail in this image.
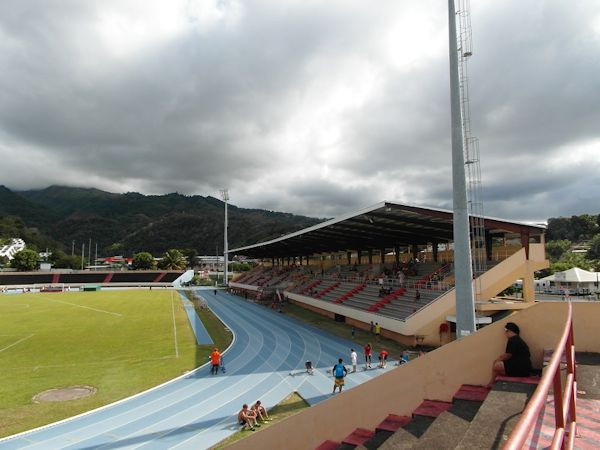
[503,302,577,449]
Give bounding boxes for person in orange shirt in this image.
[210,348,221,375]
[378,349,389,368]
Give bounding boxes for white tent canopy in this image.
[541,267,599,283]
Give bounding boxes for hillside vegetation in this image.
[544,214,600,274]
[0,185,323,257]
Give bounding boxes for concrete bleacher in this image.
[231,263,453,321]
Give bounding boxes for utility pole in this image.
[88,238,92,267]
[71,240,75,256]
[81,243,85,270]
[448,0,476,337]
[220,189,229,287]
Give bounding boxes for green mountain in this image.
[1,185,323,256]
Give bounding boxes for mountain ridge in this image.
[1,185,324,256]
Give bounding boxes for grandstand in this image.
[229,201,547,347]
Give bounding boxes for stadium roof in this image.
[230,201,546,259]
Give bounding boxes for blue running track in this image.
[0,290,395,449]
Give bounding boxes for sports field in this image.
[0,290,206,438]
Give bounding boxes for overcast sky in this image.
[1,0,598,222]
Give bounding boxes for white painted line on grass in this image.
[41,297,123,317]
[171,292,179,358]
[0,334,35,353]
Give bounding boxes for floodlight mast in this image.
[220,189,229,287]
[448,0,476,338]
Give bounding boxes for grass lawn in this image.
[0,289,231,438]
[282,301,411,359]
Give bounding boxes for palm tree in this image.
[158,249,187,270]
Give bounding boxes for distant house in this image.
[96,256,133,269]
[540,267,600,295]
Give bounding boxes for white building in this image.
[539,267,600,295]
[0,238,26,261]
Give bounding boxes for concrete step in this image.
[411,395,488,450]
[362,414,411,449]
[455,379,537,449]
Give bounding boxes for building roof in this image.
[541,267,600,283]
[229,201,546,259]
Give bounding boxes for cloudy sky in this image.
[0,0,598,222]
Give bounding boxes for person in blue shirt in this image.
[332,358,348,394]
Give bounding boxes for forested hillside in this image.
[0,185,323,257]
[544,213,600,273]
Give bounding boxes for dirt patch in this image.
[33,386,97,403]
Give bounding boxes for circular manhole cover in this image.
[33,386,97,403]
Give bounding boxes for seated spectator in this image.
[398,350,410,365]
[305,360,314,375]
[491,322,532,384]
[252,400,271,422]
[238,404,259,431]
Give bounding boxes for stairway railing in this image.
[504,302,576,449]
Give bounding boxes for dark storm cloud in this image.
[0,0,598,222]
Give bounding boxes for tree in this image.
[108,242,124,255]
[588,235,600,260]
[11,249,39,271]
[545,240,571,261]
[158,249,186,270]
[182,248,198,268]
[132,252,156,270]
[50,250,83,269]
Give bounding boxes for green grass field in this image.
[0,289,226,438]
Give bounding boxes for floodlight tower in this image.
[448,0,476,337]
[220,189,229,286]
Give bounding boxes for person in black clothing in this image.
[491,322,532,383]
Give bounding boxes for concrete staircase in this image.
[316,378,540,450]
[329,352,600,450]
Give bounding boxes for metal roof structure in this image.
[229,201,546,259]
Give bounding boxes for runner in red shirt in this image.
[363,343,372,369]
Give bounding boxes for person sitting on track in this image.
[305,360,314,375]
[238,404,260,431]
[252,400,271,423]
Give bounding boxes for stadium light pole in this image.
[448,0,476,338]
[220,189,229,287]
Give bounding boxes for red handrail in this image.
[504,302,577,449]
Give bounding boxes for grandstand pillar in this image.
[412,245,418,259]
[432,242,439,262]
[394,245,400,264]
[347,252,351,265]
[271,257,275,267]
[448,0,476,337]
[368,249,373,264]
[485,231,493,261]
[520,228,530,258]
[306,255,310,266]
[380,248,385,265]
[522,266,535,302]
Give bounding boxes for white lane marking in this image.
[40,297,122,317]
[171,292,179,358]
[0,334,35,353]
